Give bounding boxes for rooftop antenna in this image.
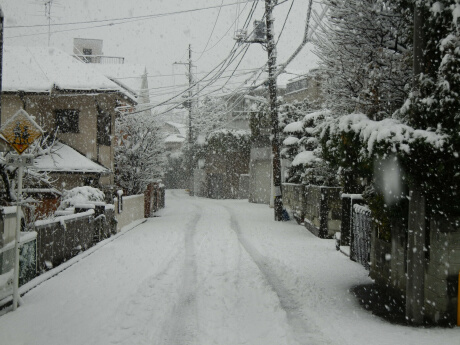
[234,0,240,38]
[31,0,62,46]
[45,0,53,46]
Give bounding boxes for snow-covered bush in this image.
[58,186,105,210]
[282,109,337,186]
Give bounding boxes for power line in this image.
[276,0,295,45]
[110,67,262,80]
[127,6,269,117]
[196,0,224,61]
[5,1,260,39]
[6,0,259,29]
[194,0,258,59]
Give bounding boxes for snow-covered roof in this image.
[164,122,187,137]
[34,142,109,174]
[90,64,147,97]
[165,134,186,143]
[3,46,120,93]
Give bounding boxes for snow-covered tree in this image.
[0,132,56,204]
[394,0,460,215]
[282,109,337,185]
[115,113,165,195]
[193,95,228,137]
[315,0,412,120]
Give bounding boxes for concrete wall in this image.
[238,174,249,199]
[114,194,145,232]
[368,199,460,324]
[1,207,19,246]
[205,150,250,199]
[249,147,272,204]
[193,169,207,197]
[425,217,460,324]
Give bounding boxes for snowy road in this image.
[0,190,458,345]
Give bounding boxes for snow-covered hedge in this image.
[320,113,447,159]
[206,129,251,153]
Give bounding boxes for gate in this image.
[352,204,372,270]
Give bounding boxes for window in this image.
[82,48,92,63]
[55,109,79,133]
[97,106,111,146]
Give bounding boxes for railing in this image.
[0,232,37,299]
[73,54,125,64]
[352,204,372,270]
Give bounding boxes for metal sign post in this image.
[0,109,43,311]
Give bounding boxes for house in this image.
[283,69,323,104]
[162,121,187,152]
[1,46,137,201]
[73,38,124,64]
[72,38,150,115]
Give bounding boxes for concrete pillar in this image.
[406,188,426,324]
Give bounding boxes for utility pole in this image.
[406,4,426,325]
[265,0,283,221]
[188,44,193,144]
[174,45,194,194]
[0,5,4,125]
[174,45,194,143]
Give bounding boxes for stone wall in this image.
[34,210,95,272]
[304,186,342,238]
[282,183,306,223]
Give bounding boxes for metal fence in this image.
[352,204,372,270]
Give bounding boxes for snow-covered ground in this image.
[0,190,458,344]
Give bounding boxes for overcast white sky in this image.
[2,0,321,116]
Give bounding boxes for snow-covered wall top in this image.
[3,46,120,93]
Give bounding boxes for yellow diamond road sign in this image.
[0,109,44,154]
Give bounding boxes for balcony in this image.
[73,55,125,64]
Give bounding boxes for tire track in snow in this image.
[161,203,201,345]
[225,206,332,345]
